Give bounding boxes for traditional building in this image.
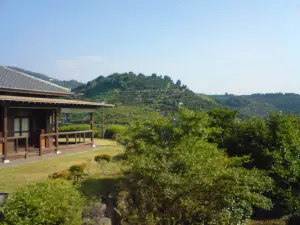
[0,66,112,163]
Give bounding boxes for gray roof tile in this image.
[0,66,71,94]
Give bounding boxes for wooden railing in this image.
[59,130,93,146]
[1,130,93,159]
[6,136,29,158]
[39,130,93,156]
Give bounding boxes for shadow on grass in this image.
[80,177,124,199]
[112,153,126,162]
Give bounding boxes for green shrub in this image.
[69,163,86,174]
[60,124,90,132]
[59,124,100,138]
[48,170,72,180]
[94,129,100,138]
[1,179,85,225]
[94,155,112,163]
[104,124,127,139]
[69,164,87,182]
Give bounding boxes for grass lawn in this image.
[0,139,124,193]
[58,137,119,146]
[248,217,289,225]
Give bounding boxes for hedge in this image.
[104,124,127,139]
[59,124,100,137]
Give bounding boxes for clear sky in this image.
[1,0,300,94]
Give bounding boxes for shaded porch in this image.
[0,95,113,163]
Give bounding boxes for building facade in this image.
[0,66,112,163]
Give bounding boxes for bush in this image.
[94,155,112,163]
[59,124,100,138]
[69,163,86,174]
[69,164,87,182]
[1,179,85,225]
[94,130,100,138]
[104,124,127,139]
[60,124,90,132]
[48,170,72,180]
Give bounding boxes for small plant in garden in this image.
[94,155,112,164]
[104,124,127,139]
[94,155,112,173]
[69,163,87,182]
[48,170,72,180]
[86,159,92,175]
[1,179,85,225]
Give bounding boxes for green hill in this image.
[210,93,300,117]
[8,66,84,89]
[74,72,217,112]
[9,66,300,120]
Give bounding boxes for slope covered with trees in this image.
[210,93,300,117]
[74,72,217,113]
[8,66,300,119]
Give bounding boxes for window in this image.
[14,118,29,137]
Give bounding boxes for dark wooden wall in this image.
[5,108,55,154]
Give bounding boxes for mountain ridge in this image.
[7,66,300,117]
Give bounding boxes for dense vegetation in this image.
[10,67,300,118]
[98,107,300,224]
[1,180,85,225]
[74,72,216,111]
[119,109,274,224]
[211,93,300,117]
[209,108,300,218]
[3,106,300,224]
[12,67,300,122]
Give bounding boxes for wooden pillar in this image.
[55,109,59,153]
[39,130,43,156]
[25,137,28,158]
[66,134,69,146]
[90,112,95,147]
[102,107,105,139]
[3,107,8,162]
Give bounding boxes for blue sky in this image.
[1,0,300,94]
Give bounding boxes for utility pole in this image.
[101,107,105,139]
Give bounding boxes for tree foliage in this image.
[74,72,216,112]
[212,110,300,216]
[119,109,273,224]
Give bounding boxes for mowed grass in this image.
[248,217,289,225]
[58,137,119,146]
[0,139,124,193]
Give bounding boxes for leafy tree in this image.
[176,79,182,86]
[265,113,300,214]
[218,112,300,216]
[119,109,273,224]
[207,107,238,148]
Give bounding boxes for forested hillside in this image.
[8,66,83,89]
[8,66,300,119]
[211,93,300,117]
[74,72,217,112]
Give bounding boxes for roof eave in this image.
[0,87,72,97]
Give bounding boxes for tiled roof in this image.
[0,66,71,94]
[0,95,114,108]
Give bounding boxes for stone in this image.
[97,217,111,225]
